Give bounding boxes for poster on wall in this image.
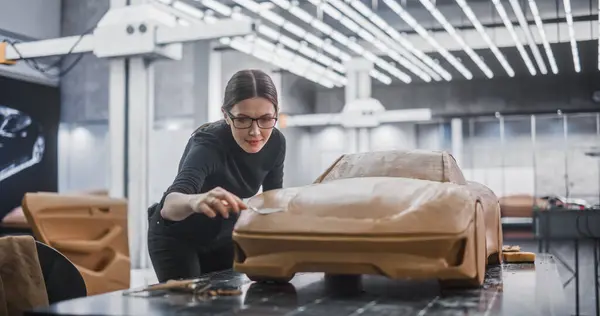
[0,75,59,219]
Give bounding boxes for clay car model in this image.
[232,150,503,287]
[0,105,45,182]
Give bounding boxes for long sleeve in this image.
[162,135,224,202]
[262,134,286,192]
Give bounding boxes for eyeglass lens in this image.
[233,117,277,128]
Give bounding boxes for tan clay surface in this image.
[503,251,536,263]
[313,149,467,185]
[499,194,548,218]
[233,150,503,287]
[236,177,475,235]
[21,192,130,296]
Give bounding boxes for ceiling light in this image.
[349,0,452,81]
[491,0,537,76]
[563,0,581,72]
[508,0,548,74]
[419,0,493,79]
[528,0,558,74]
[319,0,439,82]
[265,0,411,83]
[382,0,473,80]
[455,0,514,77]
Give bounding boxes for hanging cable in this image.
[1,20,98,79]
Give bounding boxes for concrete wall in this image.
[0,0,61,40]
[0,0,62,86]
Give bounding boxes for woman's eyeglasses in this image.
[226,111,278,129]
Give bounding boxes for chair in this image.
[35,241,87,303]
[21,192,130,296]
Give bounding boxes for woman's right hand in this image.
[190,187,248,219]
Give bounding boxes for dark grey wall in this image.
[316,40,600,117]
[60,0,110,123]
[316,69,600,117]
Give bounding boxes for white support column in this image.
[346,128,358,154]
[358,128,370,153]
[451,118,463,168]
[108,0,128,199]
[207,42,222,123]
[127,57,154,270]
[108,59,126,198]
[122,0,154,273]
[343,57,375,154]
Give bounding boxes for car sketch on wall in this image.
[0,105,45,182]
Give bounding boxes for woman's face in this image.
[224,97,277,154]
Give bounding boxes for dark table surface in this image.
[27,254,567,316]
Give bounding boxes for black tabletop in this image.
[27,254,567,316]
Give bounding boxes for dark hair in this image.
[192,69,279,135]
[222,69,279,113]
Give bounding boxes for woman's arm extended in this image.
[160,139,222,221]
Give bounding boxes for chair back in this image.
[35,241,87,303]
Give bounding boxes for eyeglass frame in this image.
[224,110,278,129]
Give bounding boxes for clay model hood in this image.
[234,176,476,236]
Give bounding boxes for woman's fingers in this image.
[209,188,244,214]
[198,203,216,218]
[212,199,230,218]
[198,187,249,218]
[234,195,248,210]
[222,194,240,213]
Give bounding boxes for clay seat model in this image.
[21,192,130,296]
[232,150,503,287]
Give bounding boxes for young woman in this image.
[147,69,286,283]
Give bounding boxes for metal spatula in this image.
[248,206,285,215]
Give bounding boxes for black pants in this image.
[147,204,235,283]
[148,232,234,283]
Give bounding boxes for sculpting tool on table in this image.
[122,278,242,297]
[122,278,209,296]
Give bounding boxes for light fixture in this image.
[527,0,558,74]
[563,0,581,72]
[158,0,345,88]
[315,0,438,82]
[455,0,514,77]
[382,0,473,80]
[349,0,452,81]
[419,0,493,78]
[220,0,395,84]
[265,0,412,83]
[221,36,338,88]
[508,0,548,74]
[491,0,537,76]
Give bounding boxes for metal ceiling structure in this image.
[160,0,599,88]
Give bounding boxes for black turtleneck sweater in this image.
[150,119,286,244]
